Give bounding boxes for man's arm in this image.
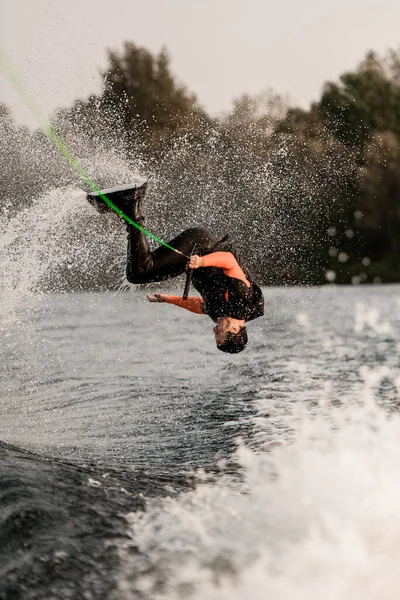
[191,252,250,287]
[147,294,204,315]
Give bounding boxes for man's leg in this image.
[126,226,218,284]
[86,182,218,284]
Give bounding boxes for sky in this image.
[1,0,400,127]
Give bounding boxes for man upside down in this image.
[87,182,264,354]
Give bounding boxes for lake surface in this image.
[1,285,400,599]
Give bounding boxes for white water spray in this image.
[118,360,400,600]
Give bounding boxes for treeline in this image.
[1,43,400,287]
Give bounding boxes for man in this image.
[87,182,264,353]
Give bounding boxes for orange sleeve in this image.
[202,252,250,287]
[163,295,204,315]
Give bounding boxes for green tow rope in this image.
[0,46,188,258]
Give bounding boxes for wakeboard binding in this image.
[86,181,147,220]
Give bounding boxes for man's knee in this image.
[126,271,137,284]
[126,269,145,284]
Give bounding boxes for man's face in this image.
[213,317,240,346]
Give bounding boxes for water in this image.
[2,278,400,598]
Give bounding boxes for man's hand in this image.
[188,255,204,269]
[147,293,167,302]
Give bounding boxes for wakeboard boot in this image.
[86,181,148,220]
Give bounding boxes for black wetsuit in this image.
[126,226,264,323]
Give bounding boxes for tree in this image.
[101,42,205,153]
[318,50,400,150]
[357,130,400,274]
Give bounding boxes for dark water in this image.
[1,286,400,599]
[0,441,193,600]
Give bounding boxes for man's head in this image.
[213,317,248,354]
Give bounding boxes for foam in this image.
[119,372,400,599]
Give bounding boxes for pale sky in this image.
[1,0,400,127]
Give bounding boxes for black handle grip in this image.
[183,244,197,300]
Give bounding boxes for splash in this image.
[0,103,151,327]
[0,187,83,325]
[0,182,125,327]
[118,369,400,599]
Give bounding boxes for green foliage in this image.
[101,42,206,153]
[318,51,400,150]
[281,48,400,284]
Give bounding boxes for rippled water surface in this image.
[1,285,400,599]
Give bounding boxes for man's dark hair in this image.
[217,326,248,354]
